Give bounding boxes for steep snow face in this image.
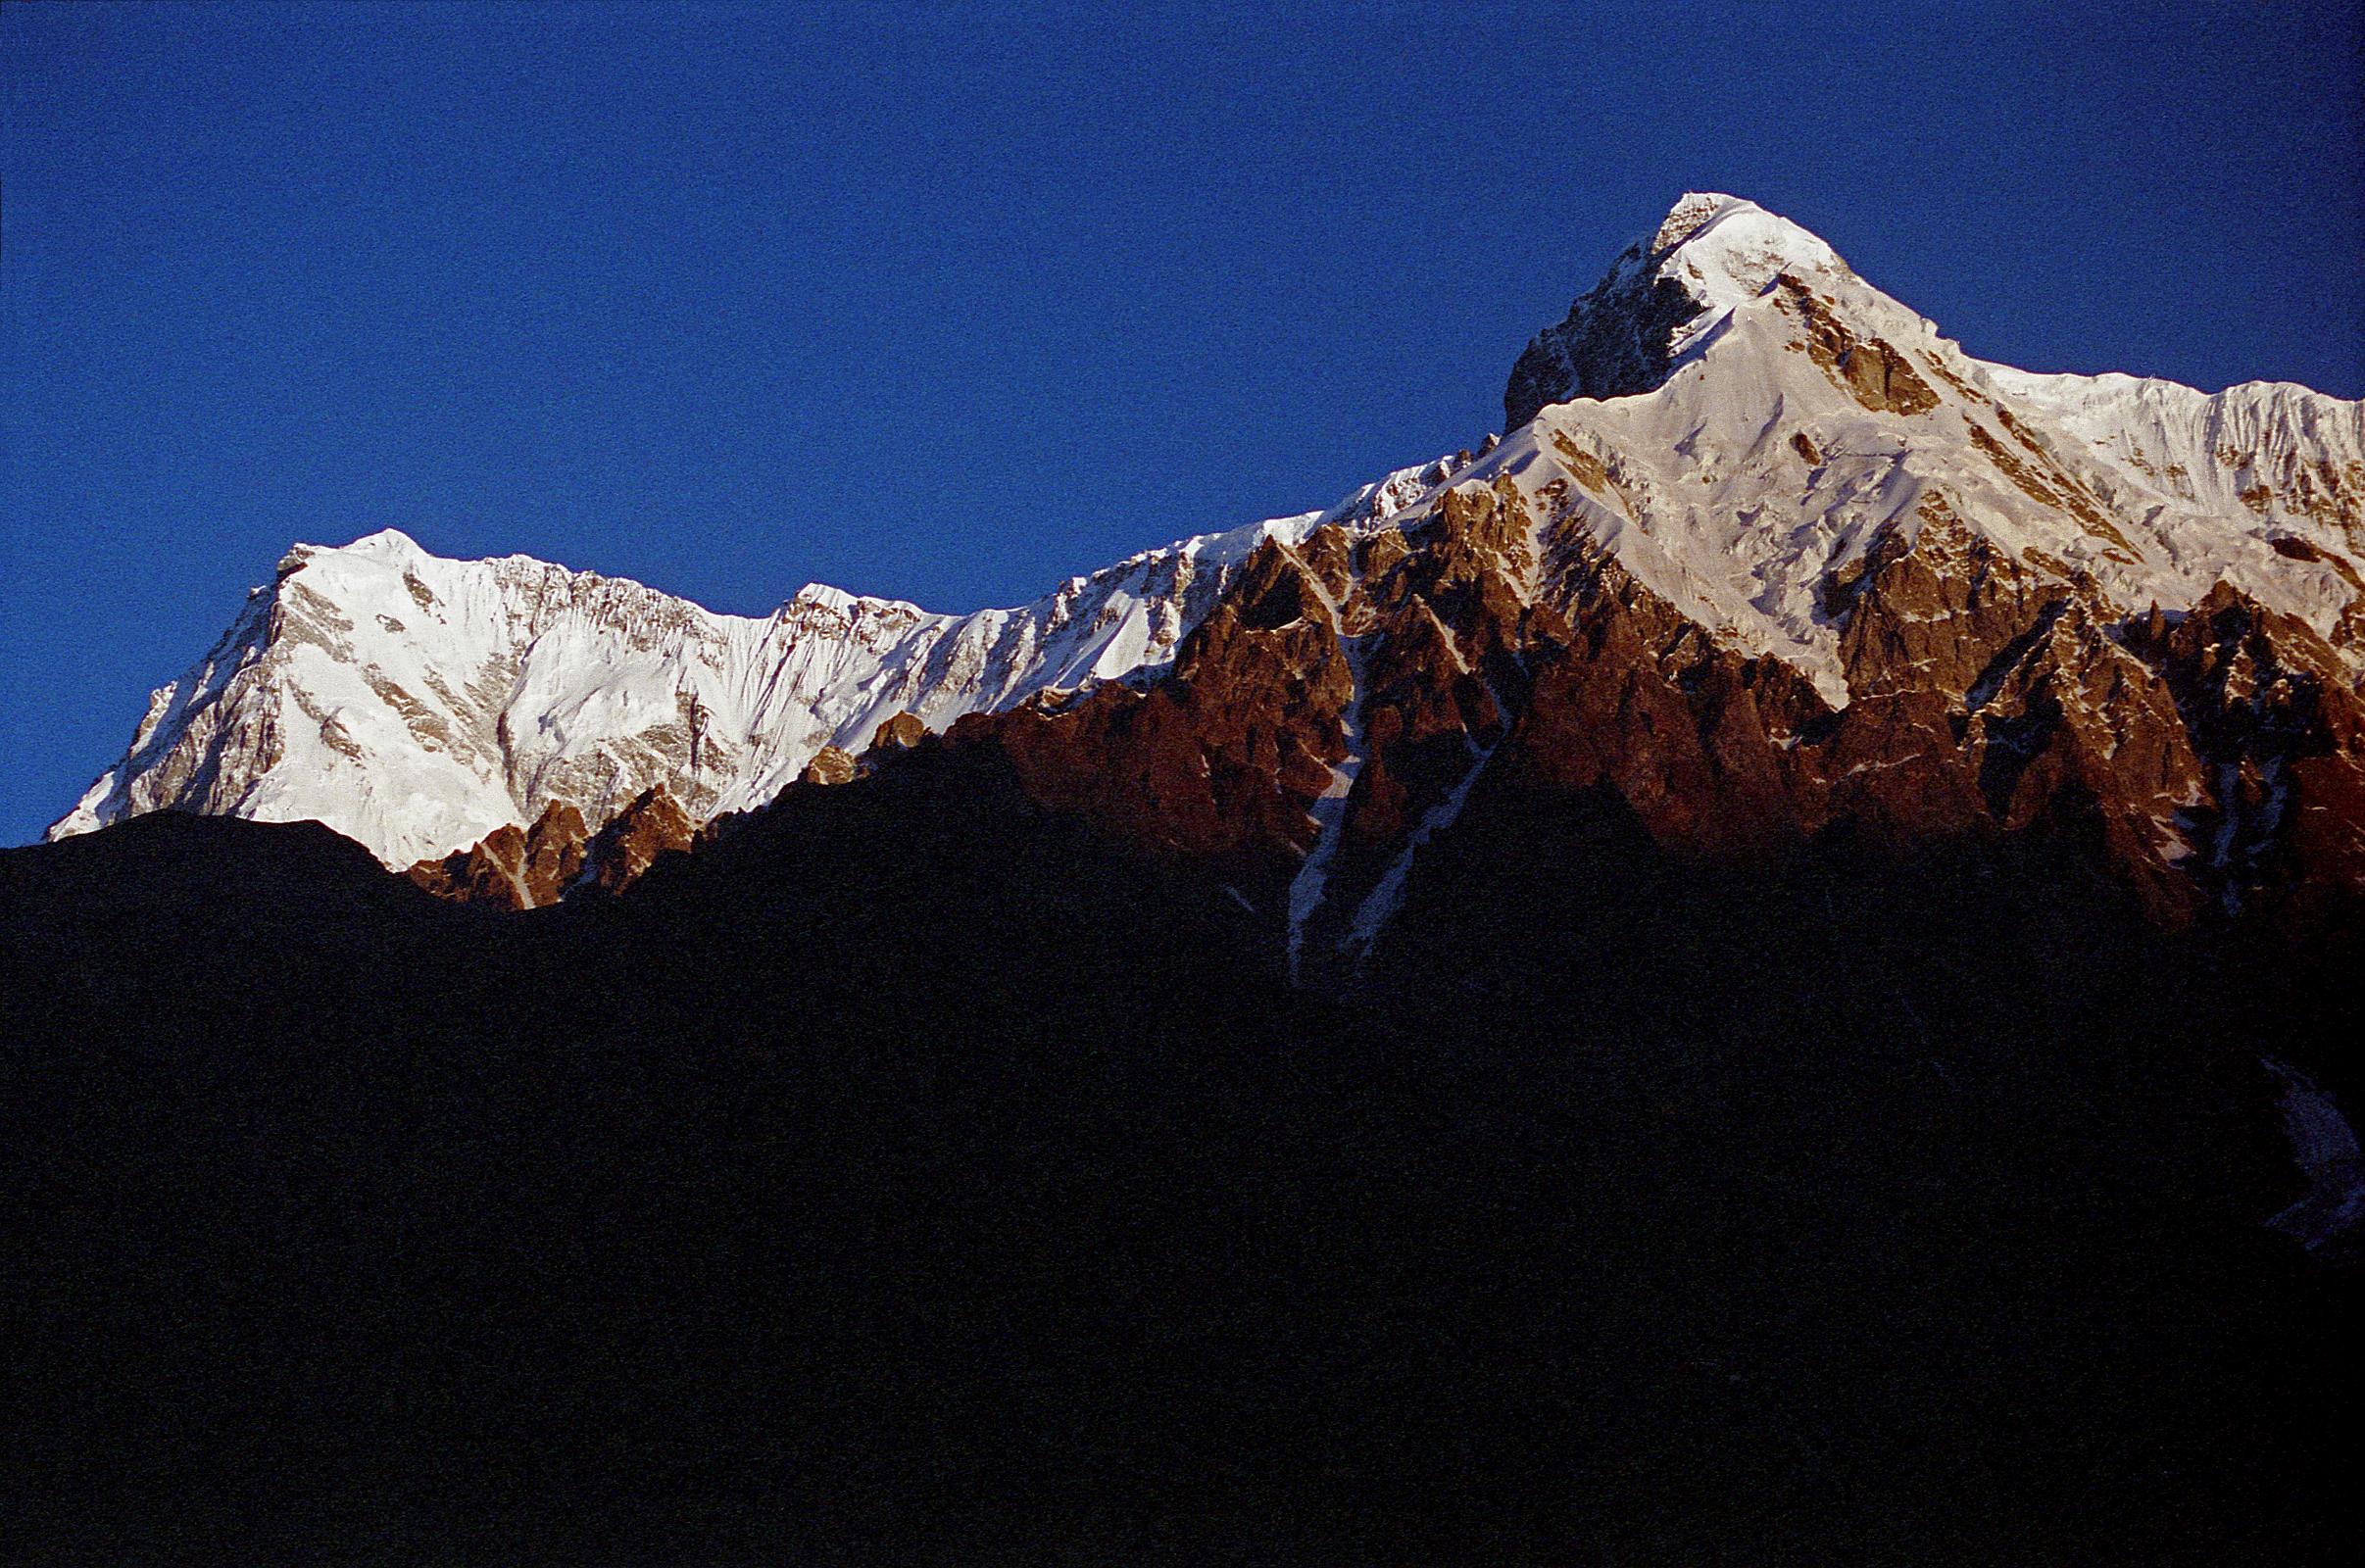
[1976,367,2365,550]
[1482,195,2365,704]
[1503,190,1855,428]
[51,458,1474,866]
[49,192,2364,869]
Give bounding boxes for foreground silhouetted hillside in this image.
[4,749,2359,1565]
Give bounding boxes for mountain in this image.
[46,455,1472,872]
[47,192,2365,938]
[10,193,2364,1563]
[8,690,2362,1566]
[953,192,2365,968]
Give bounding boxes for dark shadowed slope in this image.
[4,754,2360,1564]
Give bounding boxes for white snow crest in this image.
[48,461,1463,866]
[46,192,2365,879]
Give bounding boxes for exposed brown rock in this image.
[1504,576,1800,855]
[1551,430,1616,495]
[405,783,702,907]
[1832,500,2070,704]
[981,531,1359,888]
[2130,582,2365,918]
[1772,274,1939,416]
[408,799,588,910]
[1806,689,1990,843]
[801,747,857,787]
[577,785,697,896]
[868,711,927,755]
[1957,599,2207,920]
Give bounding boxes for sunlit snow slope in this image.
[1492,192,2365,706]
[50,459,1470,865]
[50,193,2363,868]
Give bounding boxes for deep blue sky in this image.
[5,0,2361,844]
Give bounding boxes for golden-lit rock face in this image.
[72,195,2365,951]
[956,453,2365,949]
[800,747,858,788]
[409,785,696,907]
[408,799,588,910]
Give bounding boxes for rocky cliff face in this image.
[18,186,2364,1568]
[406,784,699,909]
[943,195,2365,964]
[49,193,2365,946]
[49,458,1469,869]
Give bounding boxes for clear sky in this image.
[5,0,2361,846]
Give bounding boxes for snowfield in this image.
[51,194,2364,869]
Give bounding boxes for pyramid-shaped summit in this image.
[48,190,2365,934]
[1503,192,1860,427]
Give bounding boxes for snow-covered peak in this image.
[1504,191,1865,429]
[49,455,1472,866]
[311,527,435,570]
[1640,191,1851,305]
[47,199,2363,878]
[1481,194,2365,707]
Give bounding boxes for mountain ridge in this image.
[46,450,1474,868]
[45,193,2365,938]
[10,194,2365,1565]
